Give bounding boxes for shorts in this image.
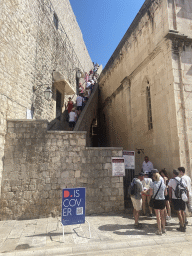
[69,121,75,128]
[153,199,166,210]
[77,106,82,111]
[172,199,186,211]
[165,195,169,200]
[131,197,142,211]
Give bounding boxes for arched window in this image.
[146,86,153,130]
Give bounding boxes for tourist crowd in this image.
[66,63,100,130]
[130,156,192,235]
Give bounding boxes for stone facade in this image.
[99,0,192,177]
[0,120,124,220]
[0,0,93,193]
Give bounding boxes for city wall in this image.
[0,0,93,194]
[0,120,124,220]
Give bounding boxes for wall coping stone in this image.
[7,119,48,123]
[86,147,123,150]
[47,131,87,134]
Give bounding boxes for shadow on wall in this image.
[176,1,192,20]
[186,66,192,76]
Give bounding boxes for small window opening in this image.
[146,86,153,130]
[53,12,58,30]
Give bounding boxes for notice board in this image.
[111,157,125,176]
[62,188,85,226]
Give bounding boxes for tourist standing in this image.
[178,167,192,225]
[168,169,188,232]
[142,156,154,178]
[130,173,144,229]
[141,174,153,217]
[159,169,171,221]
[150,172,167,235]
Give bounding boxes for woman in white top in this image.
[68,108,77,131]
[150,172,167,235]
[141,176,153,217]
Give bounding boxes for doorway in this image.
[56,89,62,119]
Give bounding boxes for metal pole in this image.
[85,220,91,238]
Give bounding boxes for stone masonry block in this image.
[103,163,111,170]
[78,139,86,146]
[75,170,81,178]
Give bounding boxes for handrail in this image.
[74,84,98,131]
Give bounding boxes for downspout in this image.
[176,44,190,175]
[172,0,177,30]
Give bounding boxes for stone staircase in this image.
[48,83,99,144]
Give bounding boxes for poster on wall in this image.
[111,157,125,176]
[61,188,85,226]
[123,151,135,169]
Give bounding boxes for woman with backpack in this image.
[149,172,167,235]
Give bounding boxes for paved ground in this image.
[0,213,192,256]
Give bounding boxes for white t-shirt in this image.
[141,178,152,190]
[142,161,153,174]
[69,112,77,122]
[76,96,83,106]
[86,82,91,88]
[168,177,187,199]
[182,175,192,194]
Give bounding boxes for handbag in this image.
[149,181,162,208]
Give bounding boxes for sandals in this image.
[156,230,162,235]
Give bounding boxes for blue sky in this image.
[69,0,145,68]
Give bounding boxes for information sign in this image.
[123,151,135,169]
[111,157,125,176]
[62,188,85,226]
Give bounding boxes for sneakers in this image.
[176,226,186,232]
[149,213,153,217]
[162,229,166,234]
[166,216,172,221]
[156,230,162,235]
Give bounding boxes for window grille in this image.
[146,86,153,130]
[53,12,58,29]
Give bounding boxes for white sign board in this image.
[111,157,125,176]
[123,151,135,169]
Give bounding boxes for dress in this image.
[67,101,73,114]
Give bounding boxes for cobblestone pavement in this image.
[0,213,192,256]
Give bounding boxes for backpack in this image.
[174,178,187,199]
[128,179,137,196]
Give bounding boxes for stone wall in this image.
[0,120,124,220]
[0,0,93,195]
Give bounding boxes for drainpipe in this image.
[172,0,177,31]
[176,43,190,175]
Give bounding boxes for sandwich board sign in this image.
[62,188,85,226]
